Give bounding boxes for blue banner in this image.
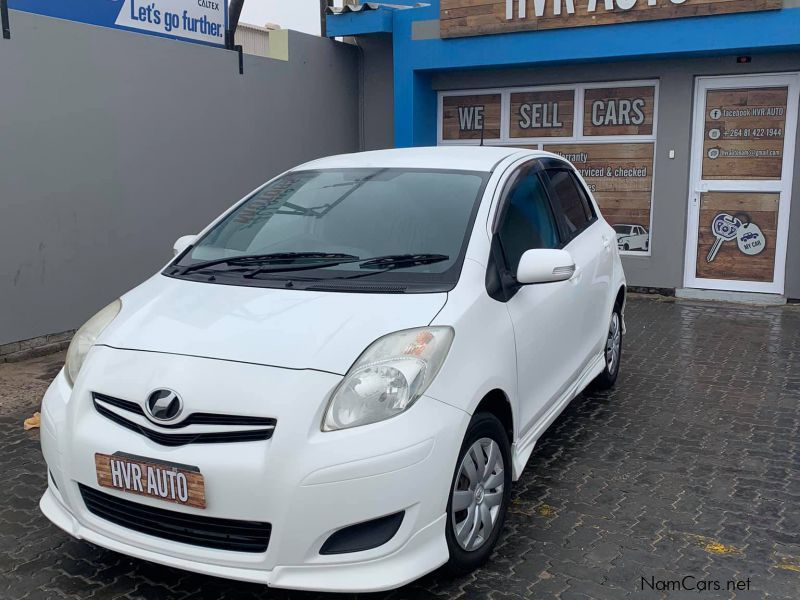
[9,0,229,47]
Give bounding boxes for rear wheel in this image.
[445,413,511,573]
[592,304,622,390]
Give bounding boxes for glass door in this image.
[683,74,799,294]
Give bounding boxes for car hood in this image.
[100,275,448,375]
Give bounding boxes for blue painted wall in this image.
[328,1,800,147]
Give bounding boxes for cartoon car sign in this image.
[614,224,649,252]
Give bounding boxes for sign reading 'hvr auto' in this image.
[440,0,782,39]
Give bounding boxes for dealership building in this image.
[328,0,800,302]
[2,0,800,356]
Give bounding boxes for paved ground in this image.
[1,296,799,599]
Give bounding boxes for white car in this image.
[614,224,649,252]
[40,147,626,592]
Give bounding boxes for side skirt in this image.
[510,353,606,480]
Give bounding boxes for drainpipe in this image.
[355,40,366,151]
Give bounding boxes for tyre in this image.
[445,412,512,573]
[623,243,630,251]
[591,303,623,390]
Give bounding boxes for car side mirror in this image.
[173,235,197,257]
[516,249,575,284]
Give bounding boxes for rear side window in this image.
[496,167,561,273]
[546,169,596,240]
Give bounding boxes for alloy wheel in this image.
[451,438,505,552]
[606,311,621,374]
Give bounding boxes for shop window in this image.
[439,80,658,256]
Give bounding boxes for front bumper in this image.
[40,347,470,592]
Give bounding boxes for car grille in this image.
[93,393,276,447]
[80,484,271,553]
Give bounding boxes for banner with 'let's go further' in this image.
[8,0,229,47]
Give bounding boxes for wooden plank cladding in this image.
[442,94,502,140]
[584,86,655,136]
[439,79,659,254]
[544,143,655,244]
[440,0,783,39]
[694,192,779,282]
[510,89,575,138]
[702,87,789,180]
[95,453,207,509]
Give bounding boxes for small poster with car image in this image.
[614,224,649,252]
[737,221,766,256]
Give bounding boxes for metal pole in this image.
[320,0,330,37]
[1,0,11,40]
[226,0,245,49]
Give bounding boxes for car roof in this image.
[294,146,558,173]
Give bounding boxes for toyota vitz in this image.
[40,147,625,592]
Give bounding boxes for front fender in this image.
[425,260,519,438]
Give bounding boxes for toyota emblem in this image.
[146,389,183,422]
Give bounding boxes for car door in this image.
[493,161,579,434]
[544,166,613,370]
[637,226,649,250]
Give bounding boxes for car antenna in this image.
[479,118,485,147]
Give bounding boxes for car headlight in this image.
[64,299,122,387]
[322,327,454,431]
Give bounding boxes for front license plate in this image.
[94,452,206,509]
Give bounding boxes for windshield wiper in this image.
[177,252,360,276]
[243,254,450,279]
[178,252,450,282]
[358,254,450,269]
[317,254,450,282]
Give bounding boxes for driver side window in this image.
[496,166,561,273]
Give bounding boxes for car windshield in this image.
[613,225,632,234]
[167,168,488,292]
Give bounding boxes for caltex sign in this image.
[8,0,228,46]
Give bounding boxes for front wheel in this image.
[445,413,512,573]
[592,304,623,390]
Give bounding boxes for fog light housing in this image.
[319,511,405,555]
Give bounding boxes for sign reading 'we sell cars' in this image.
[9,0,228,47]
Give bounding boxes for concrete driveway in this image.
[1,296,799,599]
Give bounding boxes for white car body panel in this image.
[41,346,469,591]
[40,147,626,592]
[99,275,447,374]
